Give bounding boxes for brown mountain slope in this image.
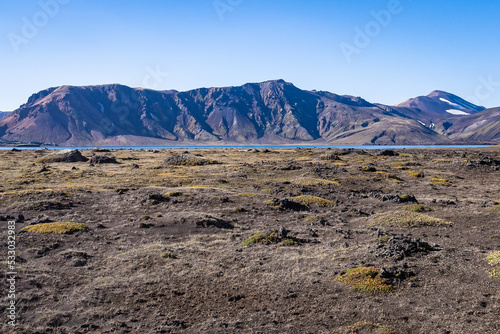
[446,108,500,143]
[0,81,494,146]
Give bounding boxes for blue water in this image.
[0,144,494,151]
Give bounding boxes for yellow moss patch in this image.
[292,177,340,186]
[488,269,500,278]
[335,267,395,294]
[431,177,455,187]
[487,251,500,278]
[486,251,500,266]
[22,222,88,234]
[289,195,335,207]
[391,166,409,170]
[404,170,424,178]
[403,204,433,213]
[237,193,260,197]
[369,210,452,228]
[241,231,299,247]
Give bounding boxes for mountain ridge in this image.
[0,80,498,146]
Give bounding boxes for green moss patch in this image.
[335,267,395,294]
[241,231,300,247]
[403,204,433,213]
[486,251,500,278]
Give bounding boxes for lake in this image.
[0,145,495,151]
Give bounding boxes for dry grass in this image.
[292,177,340,186]
[237,193,260,197]
[335,267,395,294]
[369,210,452,228]
[289,195,335,207]
[22,222,88,234]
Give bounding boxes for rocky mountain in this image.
[0,112,9,120]
[397,90,485,116]
[0,81,498,146]
[443,107,500,142]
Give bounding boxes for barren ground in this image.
[1,147,499,334]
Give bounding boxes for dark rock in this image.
[278,226,288,238]
[146,193,170,205]
[92,147,111,153]
[281,163,302,170]
[89,155,118,164]
[374,233,437,260]
[278,198,309,211]
[378,149,399,156]
[37,165,49,173]
[196,216,234,229]
[37,149,88,163]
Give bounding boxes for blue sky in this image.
[1,0,499,111]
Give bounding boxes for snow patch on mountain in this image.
[446,109,470,116]
[440,98,466,110]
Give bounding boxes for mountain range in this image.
[0,80,498,146]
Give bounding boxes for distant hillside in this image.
[445,107,500,143]
[0,112,9,120]
[0,81,497,146]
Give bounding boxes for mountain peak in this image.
[397,90,485,115]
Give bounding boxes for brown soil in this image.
[0,147,499,334]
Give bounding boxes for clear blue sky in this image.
[1,0,499,111]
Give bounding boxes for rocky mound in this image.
[36,149,88,163]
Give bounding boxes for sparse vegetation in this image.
[161,251,178,259]
[404,204,433,212]
[431,176,455,187]
[2,147,499,333]
[486,251,500,278]
[164,191,184,197]
[335,267,395,293]
[237,193,259,197]
[486,251,500,266]
[406,170,424,178]
[292,177,340,186]
[241,231,278,246]
[22,222,88,234]
[241,231,300,247]
[370,210,452,227]
[289,195,335,207]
